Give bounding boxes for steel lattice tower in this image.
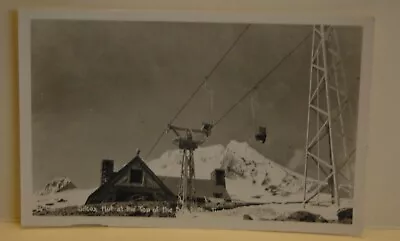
[167,123,212,213]
[177,149,196,212]
[303,25,356,207]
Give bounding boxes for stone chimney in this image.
[211,168,226,187]
[101,159,114,185]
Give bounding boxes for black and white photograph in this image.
[18,10,374,235]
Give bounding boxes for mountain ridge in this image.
[146,140,324,202]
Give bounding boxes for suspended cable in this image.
[145,130,167,160]
[145,24,251,159]
[214,31,313,127]
[168,24,251,125]
[250,91,259,128]
[205,24,251,80]
[204,82,214,118]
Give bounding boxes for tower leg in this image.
[177,149,196,213]
[187,150,195,211]
[303,25,347,208]
[178,150,188,211]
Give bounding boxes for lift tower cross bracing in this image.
[303,25,356,207]
[166,123,212,213]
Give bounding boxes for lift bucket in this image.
[201,122,213,137]
[255,126,267,143]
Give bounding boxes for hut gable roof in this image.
[85,155,176,204]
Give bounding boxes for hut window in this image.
[214,169,226,186]
[130,169,144,184]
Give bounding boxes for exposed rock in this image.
[274,211,328,223]
[38,177,77,196]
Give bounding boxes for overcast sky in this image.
[31,20,362,191]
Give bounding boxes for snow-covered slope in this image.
[33,188,95,211]
[147,144,226,179]
[32,177,94,212]
[147,140,320,203]
[221,141,319,201]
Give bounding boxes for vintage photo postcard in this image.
[18,9,374,236]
